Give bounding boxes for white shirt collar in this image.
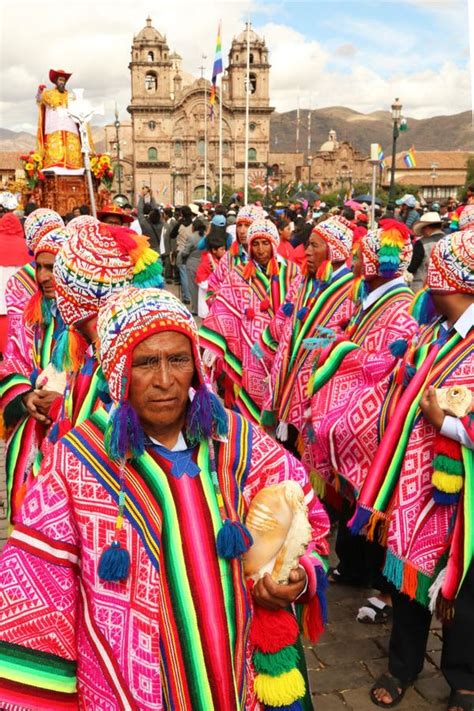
[332,264,347,279]
[440,303,474,339]
[149,432,188,452]
[362,276,407,311]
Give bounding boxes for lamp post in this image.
[171,165,179,205]
[114,107,122,196]
[307,155,313,186]
[265,164,272,209]
[279,161,285,188]
[388,97,402,204]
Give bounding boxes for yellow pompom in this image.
[432,470,464,494]
[310,469,326,499]
[253,669,305,707]
[133,248,159,274]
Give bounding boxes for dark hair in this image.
[143,203,153,216]
[275,215,291,232]
[24,202,38,216]
[163,207,174,218]
[214,204,226,215]
[123,203,132,210]
[207,224,227,249]
[342,207,355,221]
[63,212,75,224]
[79,204,90,215]
[193,217,207,236]
[149,208,161,225]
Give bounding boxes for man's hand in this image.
[22,390,61,423]
[33,390,61,416]
[420,386,445,430]
[252,568,307,610]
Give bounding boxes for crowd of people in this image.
[0,179,472,711]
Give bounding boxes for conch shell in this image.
[243,481,312,585]
[35,363,67,394]
[435,385,472,418]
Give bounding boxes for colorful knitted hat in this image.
[236,204,264,225]
[97,203,134,225]
[459,204,474,230]
[24,226,70,328]
[427,229,474,294]
[95,287,246,582]
[34,226,69,257]
[360,220,413,279]
[244,219,280,279]
[312,216,353,263]
[52,218,163,372]
[24,208,64,255]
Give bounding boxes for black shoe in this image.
[182,298,191,305]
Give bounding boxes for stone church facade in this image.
[119,17,273,204]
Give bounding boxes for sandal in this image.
[448,691,474,711]
[358,597,393,625]
[370,673,410,708]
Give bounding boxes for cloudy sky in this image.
[0,0,472,132]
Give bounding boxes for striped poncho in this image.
[0,408,329,710]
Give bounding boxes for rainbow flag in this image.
[210,22,223,119]
[378,145,385,169]
[403,146,416,168]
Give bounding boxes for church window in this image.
[197,139,205,157]
[148,120,157,130]
[249,73,257,94]
[174,140,183,156]
[147,51,154,62]
[249,53,254,64]
[235,54,239,62]
[222,141,229,155]
[249,122,256,132]
[145,72,157,91]
[248,147,257,161]
[148,147,158,161]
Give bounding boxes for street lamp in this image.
[388,98,402,204]
[307,155,313,186]
[171,165,179,205]
[279,162,285,188]
[114,106,122,195]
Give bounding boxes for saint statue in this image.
[36,69,84,174]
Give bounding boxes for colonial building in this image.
[113,17,273,204]
[382,150,470,200]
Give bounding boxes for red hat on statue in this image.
[49,69,72,84]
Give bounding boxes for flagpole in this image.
[202,54,208,203]
[219,73,223,203]
[244,20,251,204]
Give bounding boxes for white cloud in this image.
[0,0,471,132]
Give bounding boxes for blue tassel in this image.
[186,385,228,444]
[265,703,303,711]
[216,519,253,559]
[96,367,111,404]
[403,364,417,386]
[29,368,39,386]
[98,541,130,582]
[41,297,54,326]
[348,506,371,535]
[252,342,265,360]
[434,490,460,505]
[389,339,409,358]
[296,306,308,320]
[210,391,228,439]
[104,401,145,460]
[316,565,329,624]
[281,302,294,317]
[411,288,437,326]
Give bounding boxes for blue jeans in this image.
[178,264,191,301]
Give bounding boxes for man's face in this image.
[236,221,249,247]
[129,332,195,437]
[36,252,56,299]
[102,215,123,225]
[72,207,81,217]
[305,232,328,275]
[251,238,273,268]
[56,77,66,93]
[212,246,226,260]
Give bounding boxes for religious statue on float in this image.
[36,69,84,174]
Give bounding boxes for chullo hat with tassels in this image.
[95,287,252,581]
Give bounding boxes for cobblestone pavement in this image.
[306,573,448,710]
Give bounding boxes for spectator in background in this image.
[275,215,296,262]
[181,217,207,315]
[161,207,177,283]
[196,224,228,318]
[396,194,420,230]
[173,205,194,304]
[409,211,444,292]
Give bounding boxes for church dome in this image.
[135,17,165,43]
[234,23,264,44]
[319,129,339,152]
